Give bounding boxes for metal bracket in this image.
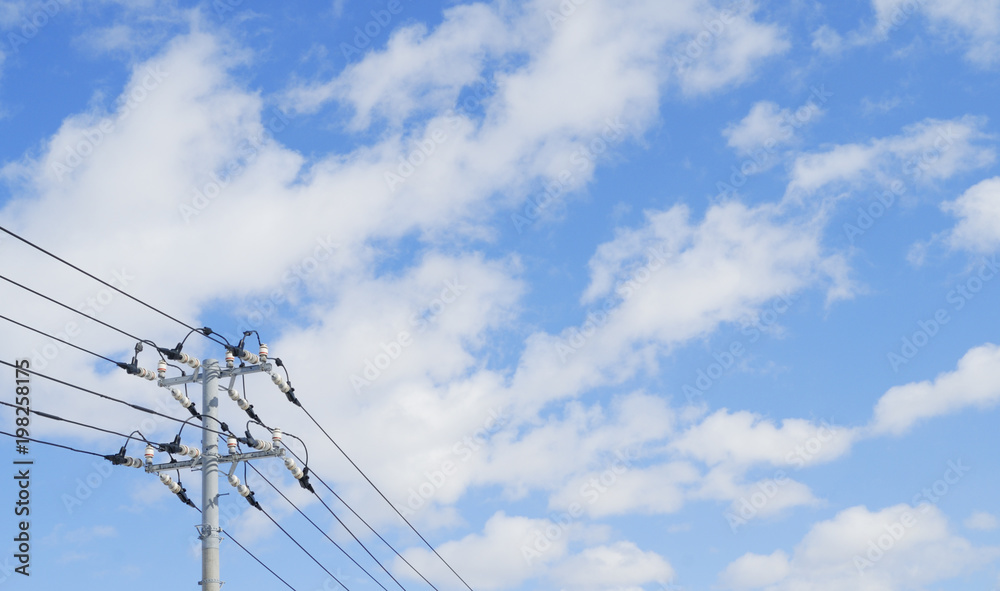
[159,363,272,387]
[146,448,284,473]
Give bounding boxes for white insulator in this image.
[137,367,156,381]
[237,484,251,497]
[283,457,304,480]
[157,360,167,378]
[228,388,240,401]
[252,439,272,452]
[237,398,250,411]
[225,350,235,368]
[125,456,144,468]
[228,474,241,487]
[227,437,238,453]
[240,349,260,364]
[179,444,201,459]
[179,352,200,369]
[170,387,192,408]
[145,444,155,462]
[259,344,269,362]
[160,473,182,494]
[271,372,285,387]
[271,428,282,444]
[279,382,291,394]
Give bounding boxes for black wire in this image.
[0,429,104,457]
[0,312,123,366]
[0,400,159,447]
[0,359,228,438]
[258,504,354,591]
[190,506,299,591]
[283,431,310,467]
[297,404,473,591]
[281,447,440,591]
[0,224,230,348]
[247,463,395,591]
[0,273,144,342]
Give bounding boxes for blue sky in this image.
[1,0,1000,589]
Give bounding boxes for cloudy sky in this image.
[1,0,999,589]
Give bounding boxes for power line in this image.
[0,273,144,342]
[247,462,397,591]
[0,429,105,457]
[0,400,156,447]
[0,359,228,438]
[282,446,439,591]
[297,404,474,591]
[0,224,227,347]
[259,504,355,591]
[0,312,123,365]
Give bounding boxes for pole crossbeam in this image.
[145,448,284,474]
[158,362,272,387]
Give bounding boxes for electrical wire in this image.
[0,400,159,447]
[258,504,354,591]
[0,429,105,457]
[0,312,123,366]
[0,359,228,438]
[282,447,441,591]
[247,462,397,591]
[297,404,474,591]
[0,224,229,348]
[0,273,144,342]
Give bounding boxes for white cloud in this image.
[550,541,675,591]
[965,511,999,531]
[723,98,823,156]
[869,343,1000,436]
[720,504,1000,590]
[870,0,1000,66]
[787,116,995,197]
[942,177,1000,253]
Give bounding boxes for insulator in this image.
[179,444,201,459]
[228,474,241,487]
[179,352,200,369]
[228,388,240,401]
[237,484,251,497]
[170,387,192,408]
[233,398,248,411]
[157,360,167,378]
[144,444,155,462]
[225,350,235,368]
[159,473,182,494]
[227,437,238,453]
[251,439,272,452]
[259,344,269,362]
[124,456,144,468]
[136,366,156,381]
[283,456,304,480]
[271,428,282,444]
[271,372,292,393]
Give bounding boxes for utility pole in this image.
[201,358,221,591]
[146,352,285,588]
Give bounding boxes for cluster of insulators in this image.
[145,442,200,462]
[132,366,157,381]
[156,354,200,378]
[227,388,260,421]
[159,473,196,508]
[105,453,144,468]
[269,369,300,405]
[170,387,193,408]
[226,344,267,368]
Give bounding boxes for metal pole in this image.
[201,359,222,590]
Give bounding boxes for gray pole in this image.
[201,359,222,590]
